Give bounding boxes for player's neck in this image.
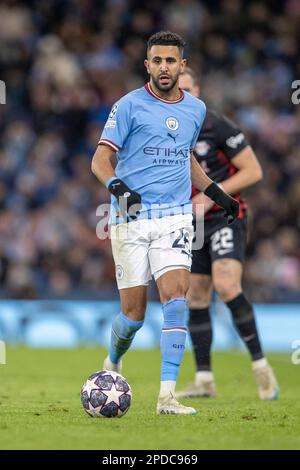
[149,80,182,102]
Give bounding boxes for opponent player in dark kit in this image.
[176,68,278,400]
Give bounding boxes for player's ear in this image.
[144,59,150,75]
[180,59,187,74]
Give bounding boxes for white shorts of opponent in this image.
[110,213,193,289]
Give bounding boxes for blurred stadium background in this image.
[0,0,299,350]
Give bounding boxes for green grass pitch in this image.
[0,347,299,450]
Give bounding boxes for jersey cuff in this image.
[105,176,118,188]
[98,139,120,152]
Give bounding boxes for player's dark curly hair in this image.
[147,31,186,56]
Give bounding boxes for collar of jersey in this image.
[144,82,184,104]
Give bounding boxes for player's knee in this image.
[214,279,241,303]
[121,300,147,321]
[122,307,146,321]
[187,288,211,309]
[187,276,212,309]
[160,283,188,304]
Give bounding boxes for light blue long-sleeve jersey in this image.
[99,83,206,223]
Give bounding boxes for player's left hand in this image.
[204,182,239,224]
[222,197,239,224]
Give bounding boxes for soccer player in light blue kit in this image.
[92,31,239,414]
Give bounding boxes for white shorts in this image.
[110,214,193,289]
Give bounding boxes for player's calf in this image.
[107,312,144,368]
[226,293,264,362]
[159,298,188,395]
[157,297,197,416]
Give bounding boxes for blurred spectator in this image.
[0,0,299,301]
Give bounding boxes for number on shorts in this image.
[211,227,234,255]
[172,229,191,257]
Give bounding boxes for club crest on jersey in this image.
[195,141,210,156]
[109,104,118,119]
[166,117,179,131]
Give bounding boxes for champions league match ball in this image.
[81,370,132,418]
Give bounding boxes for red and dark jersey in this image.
[192,108,249,220]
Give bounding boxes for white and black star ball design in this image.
[81,370,132,418]
[166,117,179,131]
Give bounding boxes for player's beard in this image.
[151,73,179,93]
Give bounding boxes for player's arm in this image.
[91,144,117,185]
[218,146,263,195]
[214,112,263,194]
[91,144,141,220]
[191,154,239,224]
[91,99,142,220]
[192,146,262,215]
[190,153,213,192]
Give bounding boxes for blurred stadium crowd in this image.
[0,0,299,301]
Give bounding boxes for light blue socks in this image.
[109,312,144,364]
[109,299,188,398]
[160,298,188,387]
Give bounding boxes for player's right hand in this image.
[107,178,142,221]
